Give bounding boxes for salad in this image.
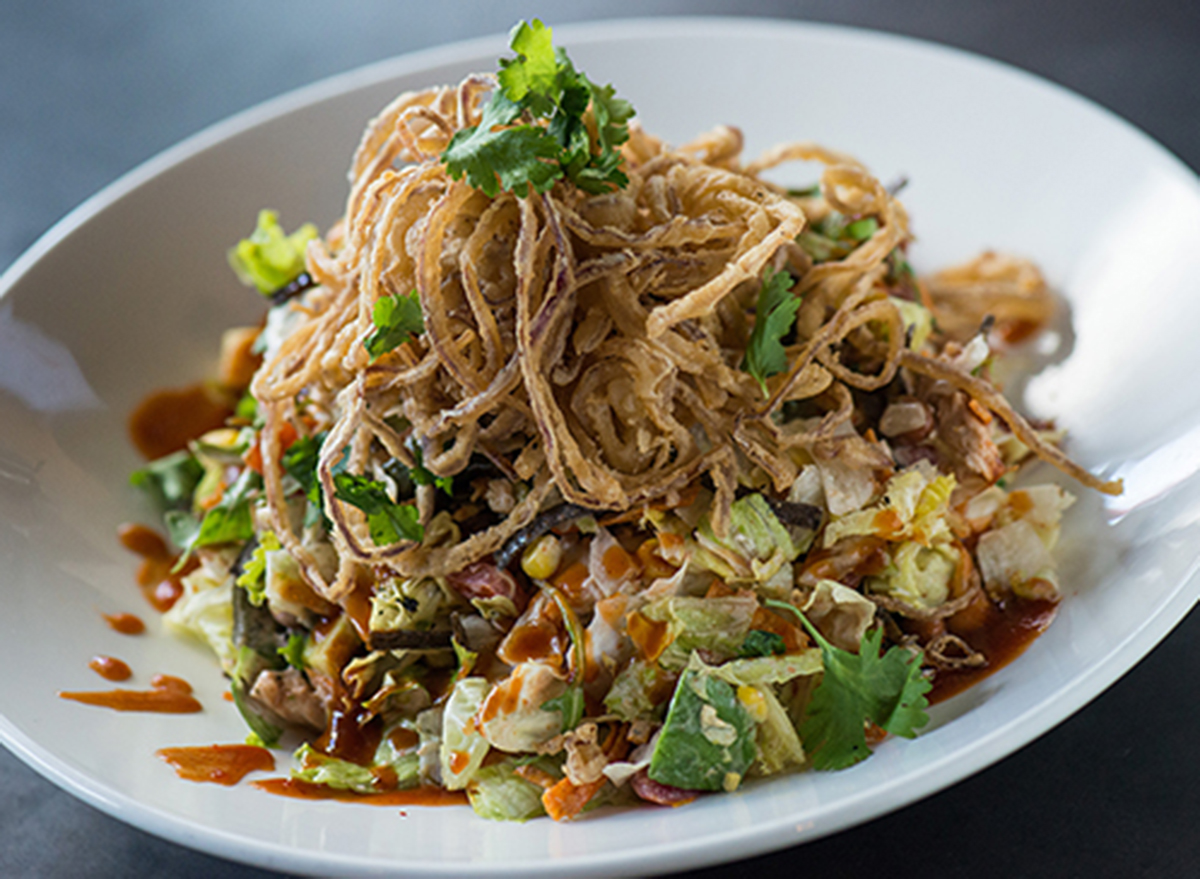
[128,20,1121,822]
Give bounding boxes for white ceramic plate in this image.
[2,17,1199,879]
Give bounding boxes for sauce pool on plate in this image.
[157,745,275,786]
[251,777,468,807]
[101,611,145,635]
[88,655,132,682]
[58,673,202,714]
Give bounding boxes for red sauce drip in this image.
[156,744,275,786]
[800,536,889,585]
[626,610,671,662]
[117,523,191,612]
[251,777,468,807]
[88,655,132,682]
[128,383,232,461]
[102,612,145,635]
[502,622,565,665]
[388,726,420,751]
[342,573,375,643]
[315,698,382,766]
[929,598,1059,704]
[58,673,202,713]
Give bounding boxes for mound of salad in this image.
[127,20,1121,822]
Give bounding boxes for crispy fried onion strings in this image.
[249,75,1118,603]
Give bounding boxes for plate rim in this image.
[2,15,1199,879]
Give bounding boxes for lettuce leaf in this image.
[468,759,554,822]
[647,666,757,792]
[228,209,317,295]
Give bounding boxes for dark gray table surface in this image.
[3,2,1198,877]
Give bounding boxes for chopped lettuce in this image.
[468,759,554,822]
[821,465,955,548]
[478,663,567,752]
[703,651,823,688]
[648,664,757,792]
[640,592,758,670]
[440,677,492,790]
[868,541,958,609]
[745,683,806,775]
[976,518,1060,600]
[892,296,933,351]
[172,468,261,558]
[228,209,317,295]
[293,744,379,793]
[370,577,451,636]
[798,579,877,653]
[604,657,673,721]
[693,493,803,590]
[129,450,203,512]
[234,531,281,606]
[162,562,236,670]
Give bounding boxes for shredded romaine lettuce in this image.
[647,662,757,792]
[440,677,491,790]
[468,759,555,822]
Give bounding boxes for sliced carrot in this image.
[542,776,606,822]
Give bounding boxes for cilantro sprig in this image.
[364,290,424,361]
[165,468,262,559]
[332,472,424,546]
[742,267,801,396]
[765,599,931,770]
[407,441,453,496]
[442,19,635,198]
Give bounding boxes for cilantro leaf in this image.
[281,432,325,503]
[441,19,634,198]
[130,450,203,512]
[587,80,634,155]
[364,290,425,361]
[738,629,787,658]
[228,209,317,295]
[442,92,563,198]
[765,599,931,771]
[497,19,559,110]
[193,468,261,549]
[332,472,423,545]
[742,267,801,396]
[541,686,585,734]
[408,442,453,496]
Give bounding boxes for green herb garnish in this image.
[765,599,930,770]
[364,290,424,361]
[332,472,423,545]
[442,19,635,198]
[130,450,203,512]
[408,442,453,496]
[743,266,801,396]
[738,629,787,658]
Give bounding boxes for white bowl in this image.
[1,18,1198,878]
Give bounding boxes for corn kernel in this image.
[737,684,769,723]
[521,534,563,581]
